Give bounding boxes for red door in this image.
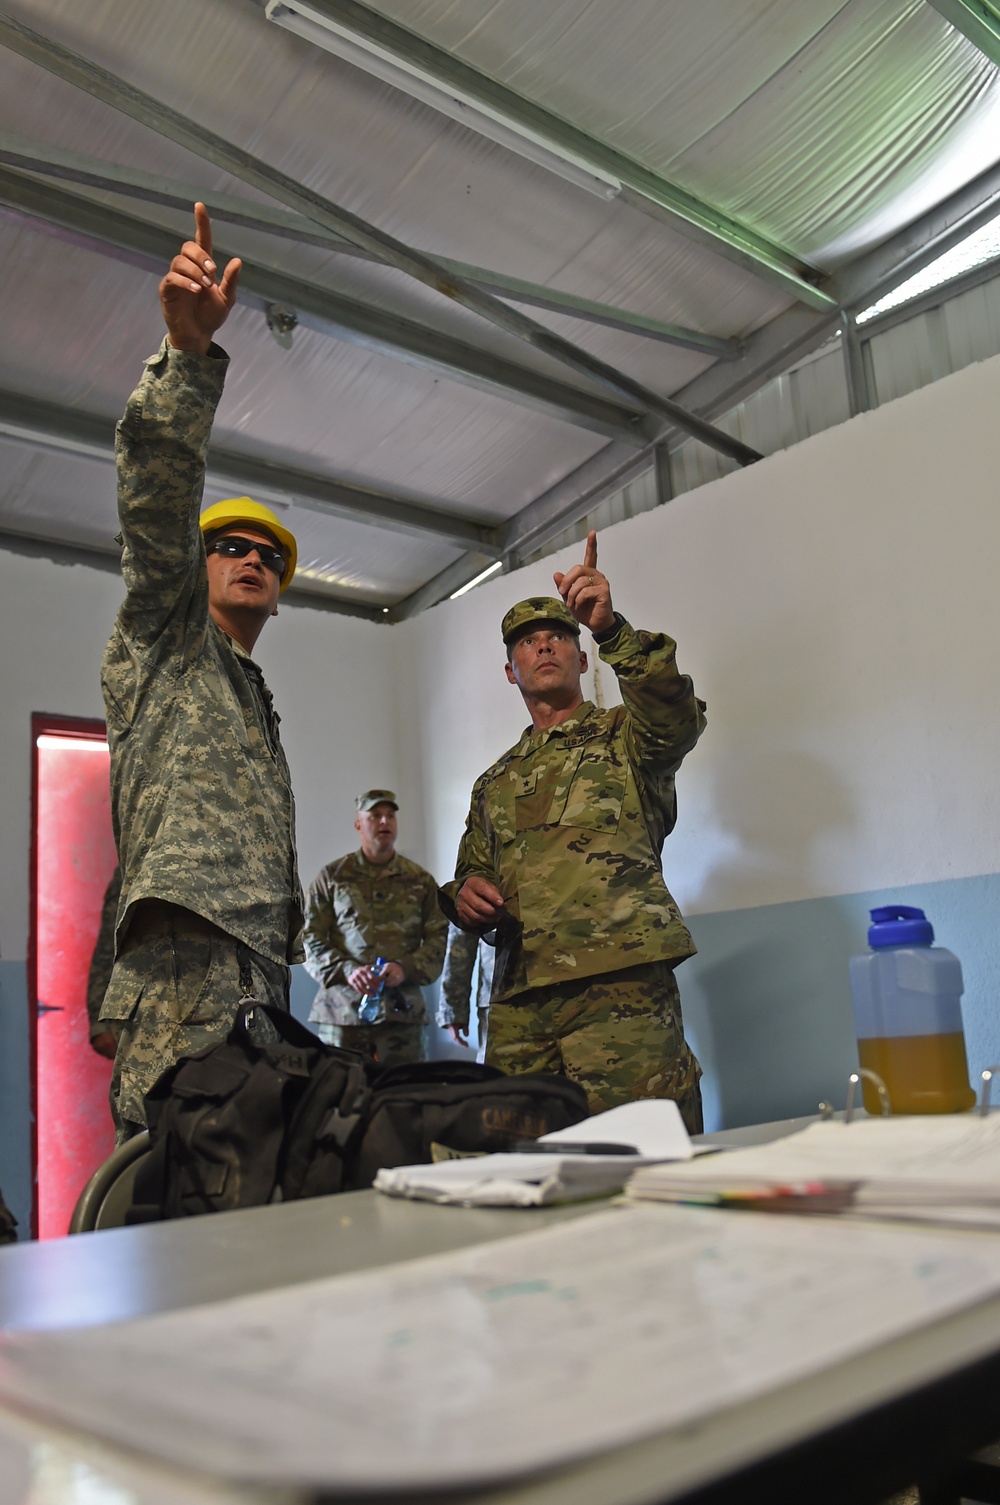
[30,715,118,1240]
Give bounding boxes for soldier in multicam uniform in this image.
[303,791,448,1065]
[441,531,706,1131]
[437,923,494,1058]
[99,204,304,1143]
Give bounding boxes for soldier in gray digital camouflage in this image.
[99,203,304,1143]
[437,923,494,1058]
[303,791,448,1065]
[441,530,706,1131]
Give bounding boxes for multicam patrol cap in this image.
[356,789,398,812]
[501,596,580,646]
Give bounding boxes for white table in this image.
[0,1117,996,1505]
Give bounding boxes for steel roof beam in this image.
[658,156,1000,441]
[0,385,503,555]
[499,442,655,569]
[654,303,838,447]
[387,550,498,623]
[391,434,664,618]
[0,12,760,465]
[265,0,832,313]
[0,168,647,448]
[447,267,740,359]
[398,112,1000,601]
[925,0,1000,64]
[847,254,1000,340]
[0,135,740,360]
[0,522,388,620]
[491,155,1000,551]
[830,158,1000,314]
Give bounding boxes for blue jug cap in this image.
[868,905,934,947]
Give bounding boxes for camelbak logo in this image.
[481,1107,548,1140]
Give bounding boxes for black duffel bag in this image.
[349,1059,590,1191]
[127,1003,588,1222]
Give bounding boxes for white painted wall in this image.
[400,349,1000,920]
[252,601,401,891]
[0,552,120,965]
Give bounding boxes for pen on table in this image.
[514,1141,641,1156]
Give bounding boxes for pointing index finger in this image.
[193,201,213,265]
[583,530,598,572]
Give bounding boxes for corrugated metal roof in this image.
[0,0,998,614]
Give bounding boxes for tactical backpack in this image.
[126,1003,588,1222]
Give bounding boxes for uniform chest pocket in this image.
[190,661,252,750]
[334,892,364,931]
[553,745,626,834]
[484,778,518,847]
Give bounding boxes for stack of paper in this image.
[626,1113,1000,1230]
[375,1098,695,1206]
[374,1150,645,1206]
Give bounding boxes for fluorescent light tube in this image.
[265,0,622,201]
[856,210,1000,325]
[450,560,502,599]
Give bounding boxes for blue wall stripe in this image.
[682,872,1000,1132]
[0,961,31,1240]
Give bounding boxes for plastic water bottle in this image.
[357,957,387,1024]
[848,905,974,1115]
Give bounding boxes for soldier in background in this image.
[441,531,706,1131]
[437,923,494,1059]
[99,204,303,1142]
[304,791,448,1065]
[87,865,121,1061]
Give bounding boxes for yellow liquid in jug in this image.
[858,1032,975,1115]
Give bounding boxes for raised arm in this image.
[601,624,706,770]
[555,528,704,766]
[114,205,241,650]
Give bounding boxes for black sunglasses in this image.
[207,535,287,579]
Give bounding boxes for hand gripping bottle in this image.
[357,957,387,1025]
[848,906,974,1115]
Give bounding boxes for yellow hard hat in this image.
[199,498,297,593]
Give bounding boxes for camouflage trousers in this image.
[485,960,703,1134]
[316,1020,425,1067]
[100,902,290,1144]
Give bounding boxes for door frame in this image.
[28,712,109,1239]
